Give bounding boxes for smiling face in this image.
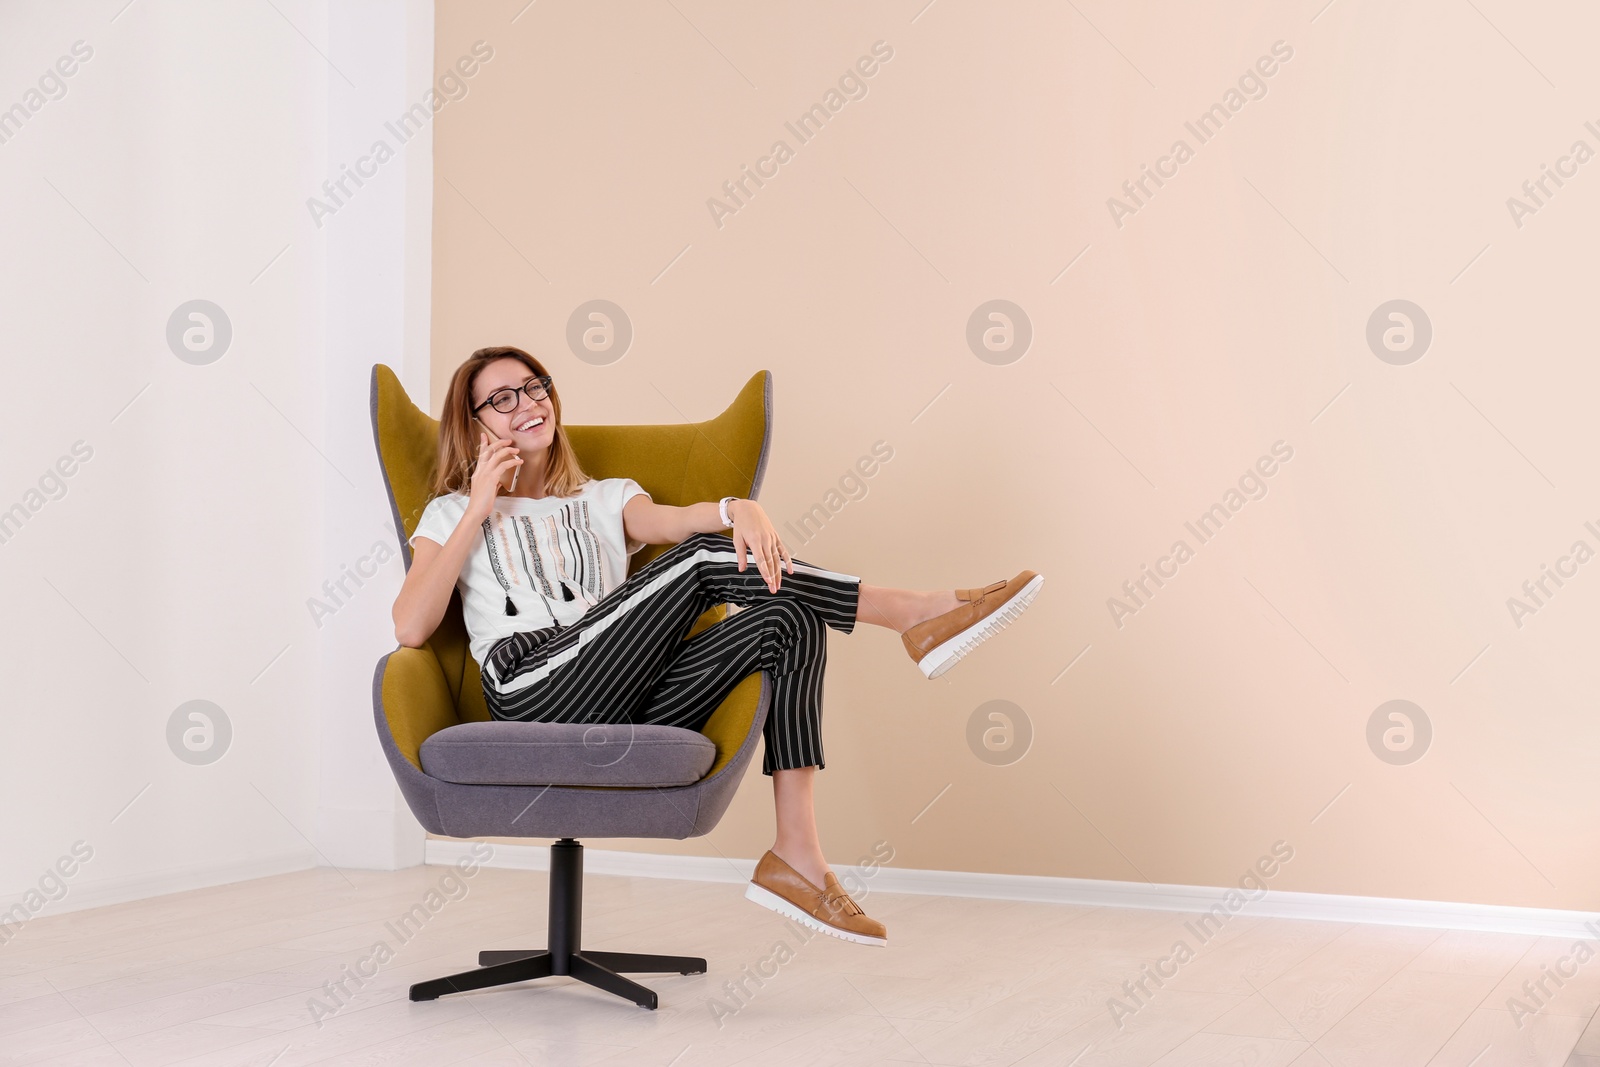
[471,357,555,447]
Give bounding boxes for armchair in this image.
[369,363,776,1009]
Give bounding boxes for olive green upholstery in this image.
[368,363,776,839]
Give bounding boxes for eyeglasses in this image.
[473,375,553,415]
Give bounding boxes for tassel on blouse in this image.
[557,575,598,607]
[499,576,590,619]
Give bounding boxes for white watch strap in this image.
[719,496,737,527]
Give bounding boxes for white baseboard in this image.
[2,848,316,926]
[425,839,1600,940]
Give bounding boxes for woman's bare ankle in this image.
[771,843,830,889]
[906,589,960,630]
[858,586,960,633]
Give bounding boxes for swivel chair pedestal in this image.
[409,839,705,1010]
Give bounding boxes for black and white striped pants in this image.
[482,531,862,775]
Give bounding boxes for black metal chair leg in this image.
[410,951,553,1001]
[478,950,545,966]
[570,952,659,1010]
[583,950,706,975]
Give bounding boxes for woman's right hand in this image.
[465,431,522,521]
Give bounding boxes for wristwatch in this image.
[718,496,739,528]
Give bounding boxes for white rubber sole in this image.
[918,573,1045,679]
[743,882,887,947]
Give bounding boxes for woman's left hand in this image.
[728,499,794,592]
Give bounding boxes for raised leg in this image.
[485,532,858,723]
[410,951,553,1001]
[855,582,959,632]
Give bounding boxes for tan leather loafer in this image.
[744,850,887,946]
[901,570,1044,679]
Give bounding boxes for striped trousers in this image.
[481,530,862,776]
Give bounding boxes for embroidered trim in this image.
[494,512,521,587]
[509,517,533,587]
[481,517,512,594]
[574,499,604,601]
[518,515,557,598]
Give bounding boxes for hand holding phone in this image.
[474,417,521,494]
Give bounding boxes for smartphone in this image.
[473,417,520,493]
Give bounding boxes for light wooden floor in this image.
[4,863,1599,1066]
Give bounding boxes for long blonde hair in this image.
[427,346,591,500]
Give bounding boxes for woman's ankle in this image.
[903,589,960,630]
[858,586,955,633]
[771,842,830,888]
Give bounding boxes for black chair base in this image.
[408,838,706,1010]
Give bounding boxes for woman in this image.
[393,346,1044,946]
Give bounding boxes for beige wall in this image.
[427,0,1599,910]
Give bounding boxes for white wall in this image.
[315,0,436,871]
[0,0,431,926]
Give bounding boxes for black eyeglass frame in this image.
[472,375,554,415]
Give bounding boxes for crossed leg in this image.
[486,531,962,893]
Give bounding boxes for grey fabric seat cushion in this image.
[419,721,717,788]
